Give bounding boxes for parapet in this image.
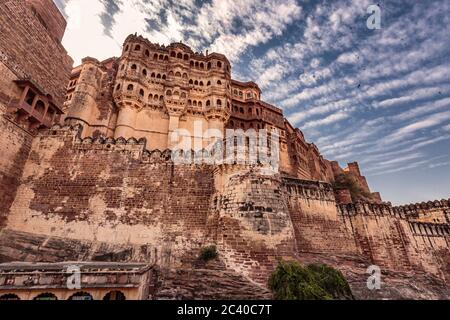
[282,176,335,202]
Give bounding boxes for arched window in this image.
[177,52,183,59]
[148,94,153,101]
[169,71,174,76]
[156,74,161,79]
[173,91,180,96]
[116,84,121,91]
[151,72,155,78]
[184,54,189,60]
[159,54,164,60]
[68,292,93,301]
[233,106,238,112]
[199,81,204,86]
[188,100,192,106]
[207,62,211,70]
[145,50,150,57]
[35,100,45,114]
[207,81,211,86]
[182,73,188,79]
[131,64,137,70]
[142,69,147,76]
[164,56,169,61]
[195,61,199,68]
[181,92,187,98]
[103,291,126,301]
[127,84,134,91]
[170,51,176,57]
[233,89,238,95]
[240,107,244,114]
[248,108,252,114]
[190,61,194,67]
[193,100,197,107]
[153,54,158,60]
[217,99,222,106]
[0,294,20,300]
[134,45,141,51]
[160,95,164,101]
[34,293,58,301]
[175,72,181,77]
[154,94,158,101]
[206,100,211,107]
[166,90,172,96]
[198,101,202,107]
[194,80,198,86]
[189,79,193,85]
[217,61,222,68]
[162,74,167,80]
[139,89,144,97]
[217,80,222,85]
[200,63,204,69]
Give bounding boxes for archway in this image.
[68,291,93,301]
[33,293,58,300]
[0,294,20,300]
[103,291,126,300]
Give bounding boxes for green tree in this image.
[268,261,354,300]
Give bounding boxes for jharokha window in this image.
[7,79,63,130]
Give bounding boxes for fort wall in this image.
[339,202,450,281]
[3,125,215,269]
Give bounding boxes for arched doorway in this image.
[0,293,20,300]
[103,291,126,300]
[68,291,93,301]
[33,293,58,300]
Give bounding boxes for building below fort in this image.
[0,0,448,300]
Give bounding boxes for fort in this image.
[0,0,448,300]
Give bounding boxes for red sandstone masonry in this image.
[0,0,73,107]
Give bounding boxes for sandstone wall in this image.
[283,178,359,256]
[0,0,73,107]
[339,203,450,281]
[3,124,215,268]
[0,108,33,228]
[212,168,297,284]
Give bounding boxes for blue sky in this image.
[54,0,450,205]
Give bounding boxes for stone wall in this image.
[0,102,33,229]
[212,168,297,284]
[339,202,450,282]
[283,178,359,256]
[3,124,215,269]
[0,0,73,107]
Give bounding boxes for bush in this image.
[199,246,218,262]
[268,261,354,300]
[332,173,371,202]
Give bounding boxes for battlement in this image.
[282,176,335,202]
[338,199,450,224]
